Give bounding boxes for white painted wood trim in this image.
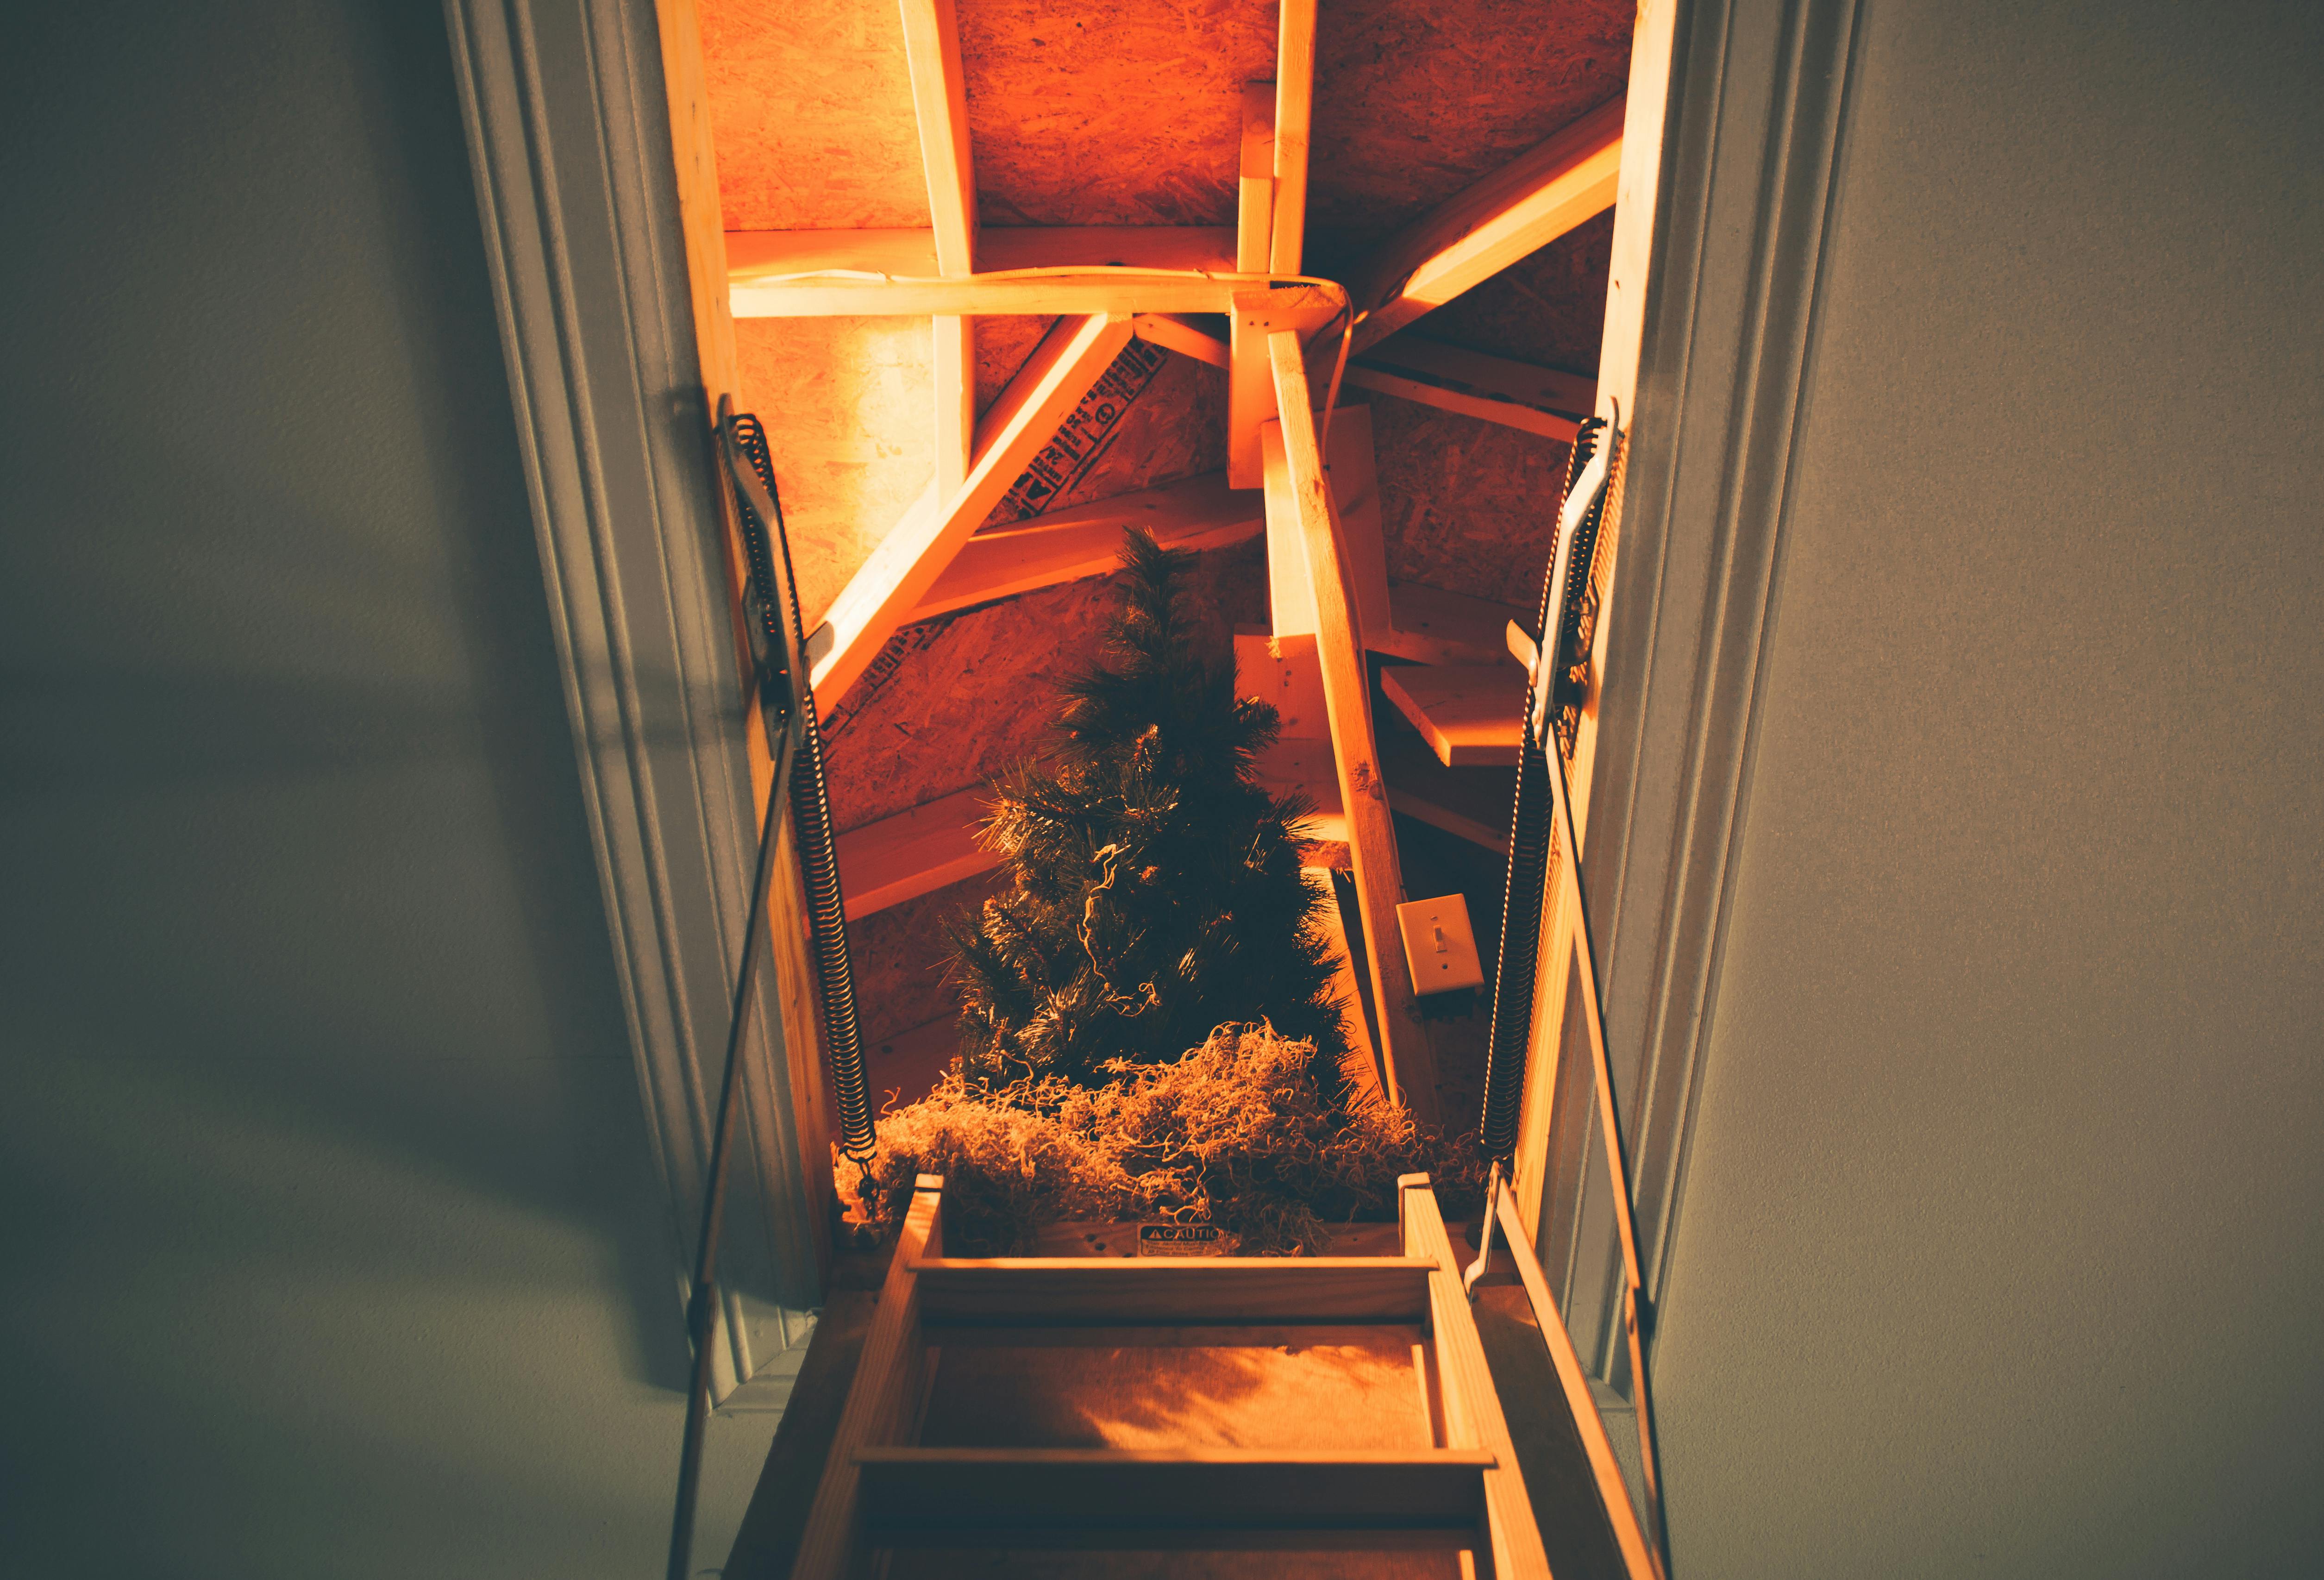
[1540,0,1869,1379]
[441,0,821,1389]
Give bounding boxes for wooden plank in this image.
[1269,0,1317,275]
[1344,332,1594,443]
[1265,404,1387,642]
[1495,1184,1667,1580]
[932,315,973,495]
[896,0,974,276]
[1131,311,1231,369]
[834,788,998,921]
[1228,81,1280,489]
[1359,334,1596,420]
[914,471,1264,620]
[1401,1177,1554,1580]
[857,1447,1494,1544]
[910,1257,1439,1325]
[1266,334,1440,1124]
[1377,582,1534,668]
[1380,737,1514,856]
[811,313,1132,707]
[1382,666,1524,767]
[651,0,833,1280]
[1236,627,1329,740]
[1343,362,1579,443]
[789,1178,944,1580]
[733,272,1340,328]
[725,226,1239,279]
[1238,82,1277,272]
[900,0,980,501]
[1350,97,1625,353]
[1306,866,1385,1105]
[1513,0,1684,1241]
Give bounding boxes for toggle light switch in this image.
[1396,894,1485,995]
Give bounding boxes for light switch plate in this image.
[1396,893,1485,995]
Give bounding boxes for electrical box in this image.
[1396,893,1485,995]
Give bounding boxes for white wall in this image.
[0,4,730,1573]
[1654,0,2324,1574]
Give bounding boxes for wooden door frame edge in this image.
[442,0,825,1391]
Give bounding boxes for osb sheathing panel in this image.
[1044,355,1227,514]
[824,542,1265,834]
[735,316,934,630]
[958,0,1275,225]
[975,315,1062,418]
[848,867,1009,1049]
[1366,394,1570,605]
[700,0,928,229]
[1309,0,1631,233]
[1412,209,1615,375]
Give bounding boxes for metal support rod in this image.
[666,737,796,1580]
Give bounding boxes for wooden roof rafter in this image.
[1350,95,1626,353]
[1227,0,1318,489]
[897,0,976,493]
[810,312,1135,708]
[1264,331,1440,1124]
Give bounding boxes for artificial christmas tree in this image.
[950,528,1353,1091]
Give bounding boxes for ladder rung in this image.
[857,1446,1496,1545]
[908,1256,1439,1325]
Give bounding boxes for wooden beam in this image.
[789,1178,943,1580]
[1380,736,1513,855]
[1350,97,1624,353]
[914,470,1264,620]
[911,1257,1439,1324]
[812,314,1134,707]
[1401,1177,1554,1579]
[1376,581,1533,668]
[1346,334,1596,443]
[857,1447,1495,1545]
[1133,311,1230,369]
[1305,866,1385,1106]
[726,225,1237,280]
[1270,0,1317,274]
[835,788,1000,921]
[898,0,976,493]
[1265,404,1388,652]
[1237,83,1276,272]
[1265,335,1440,1124]
[733,271,1341,329]
[896,0,974,275]
[1228,82,1278,489]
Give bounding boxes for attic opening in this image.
[674,0,1638,1228]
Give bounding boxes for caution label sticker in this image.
[1136,1223,1228,1257]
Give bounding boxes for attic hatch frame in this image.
[447,0,1843,1461]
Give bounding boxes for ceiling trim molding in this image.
[441,0,821,1388]
[1553,0,1869,1376]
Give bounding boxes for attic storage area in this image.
[687,0,1630,1139]
[652,0,1677,1571]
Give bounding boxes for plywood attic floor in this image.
[697,0,1627,1129]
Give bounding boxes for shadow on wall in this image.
[0,0,723,1574]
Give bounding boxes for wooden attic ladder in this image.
[789,1174,1566,1578]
